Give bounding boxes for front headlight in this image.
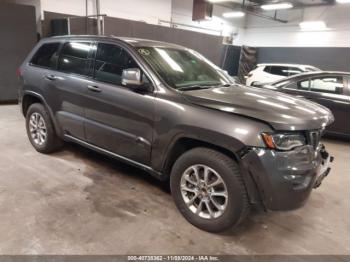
[261,133,306,151]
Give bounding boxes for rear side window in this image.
[58,42,93,76]
[270,66,289,76]
[30,43,60,69]
[94,43,139,85]
[310,76,344,94]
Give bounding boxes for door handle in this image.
[45,75,58,81]
[87,85,102,92]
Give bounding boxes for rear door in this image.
[43,41,95,140]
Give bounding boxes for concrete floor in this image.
[0,104,350,255]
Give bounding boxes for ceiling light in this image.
[336,0,350,3]
[261,3,293,10]
[299,21,327,31]
[223,11,245,18]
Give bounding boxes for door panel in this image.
[84,84,154,165]
[84,42,155,165]
[45,41,94,139]
[282,75,350,135]
[305,76,350,134]
[46,73,92,139]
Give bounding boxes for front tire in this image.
[170,148,249,233]
[26,103,63,153]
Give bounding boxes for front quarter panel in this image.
[151,89,273,171]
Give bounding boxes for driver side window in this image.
[94,43,139,86]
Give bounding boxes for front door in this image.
[84,42,155,165]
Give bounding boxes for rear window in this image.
[58,42,94,76]
[30,43,60,69]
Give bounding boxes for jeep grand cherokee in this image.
[18,36,334,232]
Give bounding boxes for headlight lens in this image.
[262,133,306,151]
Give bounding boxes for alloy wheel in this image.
[180,164,228,219]
[29,112,47,146]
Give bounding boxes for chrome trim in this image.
[64,134,162,177]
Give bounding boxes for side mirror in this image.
[122,68,150,92]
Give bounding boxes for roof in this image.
[257,63,318,68]
[271,71,350,85]
[46,35,186,49]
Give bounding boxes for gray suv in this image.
[19,36,334,232]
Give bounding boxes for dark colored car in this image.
[261,71,350,137]
[18,36,334,232]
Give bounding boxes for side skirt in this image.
[63,134,164,180]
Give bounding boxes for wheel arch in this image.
[22,92,47,116]
[162,136,262,206]
[21,91,62,137]
[162,136,241,179]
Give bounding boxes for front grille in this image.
[308,130,323,149]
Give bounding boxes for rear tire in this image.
[26,103,63,153]
[170,148,249,232]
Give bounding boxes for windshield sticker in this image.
[138,48,150,56]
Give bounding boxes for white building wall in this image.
[170,0,245,43]
[41,0,172,24]
[242,4,350,47]
[40,0,245,42]
[40,0,350,47]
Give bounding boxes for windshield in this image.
[136,46,231,89]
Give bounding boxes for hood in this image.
[182,85,334,131]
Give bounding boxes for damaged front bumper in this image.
[239,144,333,211]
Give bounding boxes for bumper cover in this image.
[240,144,333,211]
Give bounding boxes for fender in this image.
[22,90,63,138]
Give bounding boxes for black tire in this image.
[170,148,249,233]
[26,103,63,153]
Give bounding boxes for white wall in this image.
[170,0,245,43]
[41,0,172,24]
[40,0,245,42]
[41,0,350,48]
[242,4,350,47]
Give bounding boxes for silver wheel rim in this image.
[180,164,228,219]
[29,112,47,146]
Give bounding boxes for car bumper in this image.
[240,144,333,211]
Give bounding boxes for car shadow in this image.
[49,142,286,236]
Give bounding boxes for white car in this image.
[245,63,320,86]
